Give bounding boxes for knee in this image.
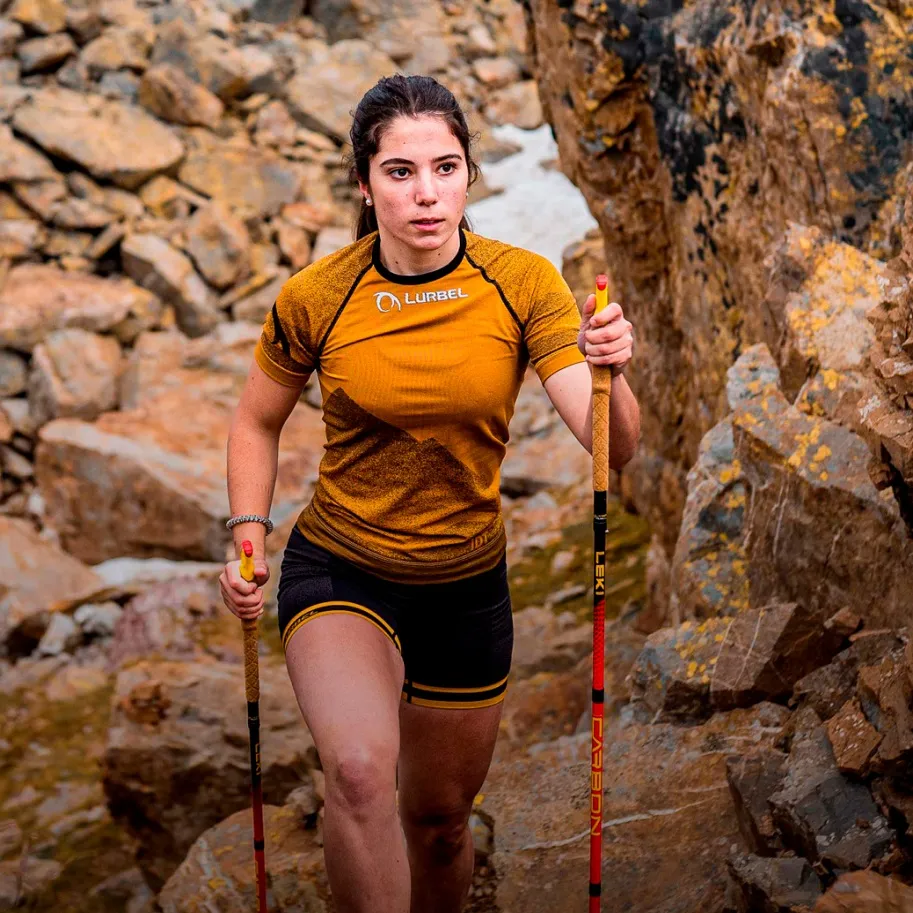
[404,807,471,866]
[325,746,396,820]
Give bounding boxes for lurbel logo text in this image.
[375,288,469,313]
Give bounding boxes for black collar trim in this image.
[372,228,466,285]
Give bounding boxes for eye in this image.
[439,162,458,173]
[390,167,410,178]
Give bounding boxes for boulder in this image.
[0,857,63,908]
[669,417,750,620]
[28,328,122,426]
[814,870,913,912]
[185,202,251,290]
[485,80,544,130]
[107,576,239,669]
[12,90,184,189]
[137,63,224,129]
[0,124,59,184]
[0,515,103,656]
[768,712,896,871]
[726,854,823,913]
[178,144,302,219]
[792,632,906,721]
[478,702,790,913]
[825,697,882,776]
[472,56,521,89]
[34,328,324,562]
[0,218,44,260]
[104,658,317,888]
[725,749,788,856]
[709,602,846,710]
[765,225,883,423]
[151,22,276,102]
[629,615,731,720]
[0,352,27,398]
[856,648,913,774]
[733,345,913,631]
[121,233,221,338]
[16,32,75,73]
[8,0,65,34]
[309,0,447,70]
[285,39,396,142]
[249,0,306,25]
[158,804,329,912]
[79,26,152,75]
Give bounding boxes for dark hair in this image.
[348,75,480,240]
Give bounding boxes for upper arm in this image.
[238,278,316,433]
[235,359,309,435]
[543,361,591,448]
[522,255,586,384]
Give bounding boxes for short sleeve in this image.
[254,279,316,387]
[524,256,586,383]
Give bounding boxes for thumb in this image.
[254,559,270,586]
[581,293,596,317]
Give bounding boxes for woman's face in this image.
[359,114,469,252]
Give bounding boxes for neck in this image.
[376,226,462,276]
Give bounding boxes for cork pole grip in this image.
[592,376,611,493]
[239,542,260,703]
[243,619,260,703]
[592,275,612,493]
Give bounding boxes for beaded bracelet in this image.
[226,514,274,536]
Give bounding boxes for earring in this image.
[365,196,372,206]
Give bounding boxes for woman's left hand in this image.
[578,294,635,377]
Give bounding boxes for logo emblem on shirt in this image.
[375,291,402,313]
[375,287,469,313]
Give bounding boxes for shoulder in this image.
[463,231,555,282]
[277,232,375,316]
[463,231,568,320]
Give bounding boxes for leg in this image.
[285,613,409,913]
[397,701,504,913]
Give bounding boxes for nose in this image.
[414,169,438,205]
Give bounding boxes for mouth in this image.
[412,218,444,228]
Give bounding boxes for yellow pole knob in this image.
[239,540,255,582]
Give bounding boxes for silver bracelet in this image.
[226,514,274,536]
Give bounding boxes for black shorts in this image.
[276,526,514,710]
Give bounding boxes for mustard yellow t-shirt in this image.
[255,228,585,583]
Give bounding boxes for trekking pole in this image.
[589,274,611,911]
[239,540,268,913]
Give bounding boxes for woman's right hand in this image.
[220,558,271,621]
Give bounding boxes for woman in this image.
[221,75,640,913]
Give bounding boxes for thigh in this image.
[278,528,406,767]
[285,612,405,772]
[397,701,503,820]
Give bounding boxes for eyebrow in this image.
[379,154,463,167]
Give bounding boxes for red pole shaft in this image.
[240,541,269,913]
[589,275,611,911]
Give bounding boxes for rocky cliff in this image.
[526,0,913,562]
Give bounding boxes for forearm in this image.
[584,370,641,469]
[227,414,281,557]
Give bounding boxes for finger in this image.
[220,578,261,607]
[587,354,624,368]
[585,340,632,358]
[581,294,596,315]
[586,324,629,345]
[237,604,264,620]
[590,302,624,326]
[227,571,258,596]
[231,589,263,609]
